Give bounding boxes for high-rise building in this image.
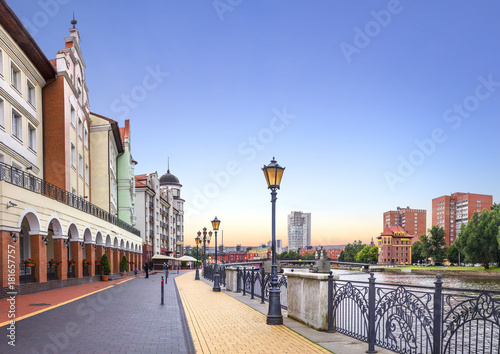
[432,192,493,246]
[383,206,426,240]
[287,211,311,251]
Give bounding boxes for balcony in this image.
[149,216,154,223]
[0,162,140,236]
[149,230,154,237]
[149,201,154,209]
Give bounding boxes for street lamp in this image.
[211,216,221,292]
[195,232,201,280]
[262,157,285,325]
[202,227,212,268]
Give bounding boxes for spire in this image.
[167,157,170,173]
[71,12,77,29]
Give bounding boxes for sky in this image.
[9,0,500,247]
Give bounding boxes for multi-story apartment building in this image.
[432,192,493,246]
[383,206,426,241]
[43,19,90,199]
[287,211,311,251]
[89,112,123,216]
[377,225,413,265]
[0,6,142,294]
[117,119,137,226]
[299,245,345,261]
[159,167,184,258]
[267,239,283,254]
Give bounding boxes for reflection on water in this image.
[332,269,500,291]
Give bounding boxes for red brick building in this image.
[383,206,426,242]
[299,245,345,261]
[432,193,493,246]
[377,225,413,265]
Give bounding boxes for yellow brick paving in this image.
[176,273,332,354]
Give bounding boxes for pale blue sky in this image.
[10,0,500,246]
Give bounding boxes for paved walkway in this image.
[0,272,194,353]
[177,273,330,353]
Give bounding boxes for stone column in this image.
[30,232,47,283]
[54,237,67,280]
[86,244,95,276]
[106,247,113,274]
[113,248,120,274]
[71,241,83,278]
[126,251,131,271]
[0,229,20,287]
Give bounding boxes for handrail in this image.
[0,162,141,237]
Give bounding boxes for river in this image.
[331,268,500,292]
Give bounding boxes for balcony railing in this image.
[0,162,140,237]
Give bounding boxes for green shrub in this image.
[101,254,111,275]
[120,255,128,272]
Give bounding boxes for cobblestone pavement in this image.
[176,272,331,353]
[1,272,194,353]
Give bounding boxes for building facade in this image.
[117,119,137,226]
[89,112,124,216]
[159,167,184,258]
[299,245,345,261]
[0,7,142,295]
[287,211,311,251]
[377,225,413,265]
[432,192,493,246]
[383,206,426,241]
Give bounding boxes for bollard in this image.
[161,276,164,305]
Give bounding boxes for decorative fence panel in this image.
[329,273,500,354]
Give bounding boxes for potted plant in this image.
[83,259,91,266]
[100,253,111,281]
[23,258,37,267]
[120,255,128,276]
[68,258,76,267]
[48,259,61,267]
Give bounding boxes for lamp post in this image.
[262,157,285,325]
[202,227,212,269]
[195,232,201,280]
[211,216,221,292]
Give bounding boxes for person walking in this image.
[144,263,149,278]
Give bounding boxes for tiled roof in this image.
[378,225,412,238]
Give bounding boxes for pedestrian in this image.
[134,267,138,277]
[144,263,149,278]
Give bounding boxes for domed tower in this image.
[159,160,184,257]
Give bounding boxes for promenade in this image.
[0,270,392,353]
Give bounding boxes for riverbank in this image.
[386,266,500,278]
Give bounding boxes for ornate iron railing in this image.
[0,162,140,236]
[328,273,500,353]
[236,267,287,310]
[19,263,35,283]
[203,264,226,287]
[47,264,59,281]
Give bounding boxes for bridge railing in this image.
[328,272,500,354]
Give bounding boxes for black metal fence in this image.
[47,265,58,281]
[19,263,35,283]
[329,273,500,353]
[236,267,288,310]
[203,264,226,287]
[0,162,140,236]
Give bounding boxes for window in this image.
[0,50,3,77]
[12,110,22,140]
[10,63,21,92]
[84,127,88,148]
[0,98,4,127]
[70,106,76,127]
[28,124,36,151]
[71,143,76,167]
[77,78,82,105]
[85,164,89,184]
[27,80,35,106]
[78,117,83,138]
[78,154,83,177]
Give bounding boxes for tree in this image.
[411,241,426,263]
[420,226,447,263]
[456,209,500,269]
[355,246,378,263]
[446,243,459,264]
[341,240,366,262]
[101,253,111,275]
[120,255,128,272]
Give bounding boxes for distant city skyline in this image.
[9,1,500,247]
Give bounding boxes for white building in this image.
[287,211,311,251]
[159,166,184,258]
